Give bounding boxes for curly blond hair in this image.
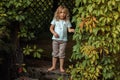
[54,5,70,21]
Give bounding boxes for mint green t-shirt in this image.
[51,19,72,41]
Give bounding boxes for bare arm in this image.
[50,24,59,38]
[68,27,75,33]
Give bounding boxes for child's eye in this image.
[60,11,65,14]
[59,11,63,13]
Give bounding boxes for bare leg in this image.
[59,58,65,72]
[48,57,57,71]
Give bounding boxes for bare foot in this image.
[60,68,65,73]
[48,67,55,71]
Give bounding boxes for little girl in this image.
[48,5,74,72]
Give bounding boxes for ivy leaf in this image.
[83,0,87,4]
[23,67,27,73]
[118,5,120,12]
[75,0,81,6]
[113,12,119,20]
[87,5,93,13]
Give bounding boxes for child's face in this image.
[59,9,66,20]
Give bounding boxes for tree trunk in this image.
[10,21,23,80]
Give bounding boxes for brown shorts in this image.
[52,40,67,58]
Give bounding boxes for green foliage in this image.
[3,0,36,40]
[0,0,47,56]
[0,26,13,53]
[18,26,35,40]
[23,45,43,58]
[0,0,52,41]
[58,76,64,80]
[0,0,33,53]
[5,0,31,21]
[69,0,120,80]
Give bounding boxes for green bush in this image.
[0,0,51,56]
[68,0,120,80]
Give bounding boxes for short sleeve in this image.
[51,19,56,25]
[67,21,72,28]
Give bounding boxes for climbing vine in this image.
[68,0,120,80]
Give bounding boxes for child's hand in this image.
[70,29,75,33]
[54,33,59,38]
[68,28,75,33]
